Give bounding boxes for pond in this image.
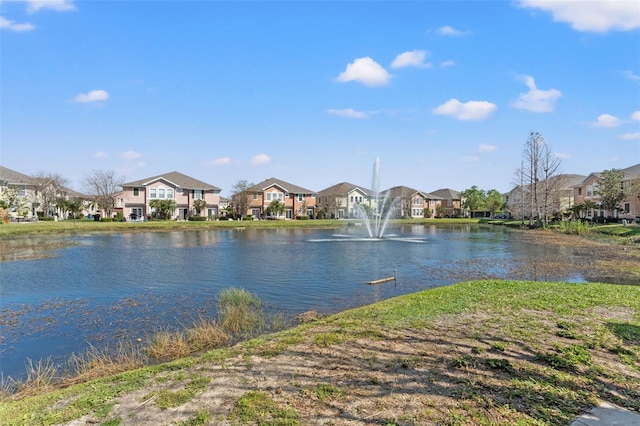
[0,224,596,379]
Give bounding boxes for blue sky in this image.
[2,0,639,196]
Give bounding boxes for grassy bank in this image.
[0,217,480,239]
[1,280,638,425]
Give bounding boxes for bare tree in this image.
[515,132,562,227]
[231,180,254,219]
[32,171,69,217]
[83,170,124,217]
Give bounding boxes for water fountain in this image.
[355,158,398,239]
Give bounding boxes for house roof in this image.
[622,163,640,181]
[382,185,442,200]
[248,178,315,195]
[122,171,221,191]
[430,188,461,200]
[316,182,375,197]
[0,166,36,186]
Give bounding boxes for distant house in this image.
[246,178,316,219]
[120,171,222,220]
[573,163,640,221]
[381,186,442,218]
[0,166,38,219]
[505,174,586,220]
[430,188,462,218]
[316,182,377,219]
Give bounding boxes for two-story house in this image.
[120,171,222,220]
[381,186,442,218]
[430,188,462,218]
[246,178,316,219]
[0,166,39,220]
[316,182,377,219]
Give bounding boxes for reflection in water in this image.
[0,224,623,379]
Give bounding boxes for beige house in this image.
[505,174,586,220]
[316,182,377,219]
[120,171,222,220]
[430,188,462,218]
[0,166,39,220]
[382,186,442,218]
[246,178,316,219]
[573,163,640,221]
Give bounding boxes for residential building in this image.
[573,163,640,221]
[382,186,442,218]
[316,182,377,219]
[120,171,222,220]
[246,178,316,219]
[0,166,38,219]
[430,188,462,218]
[505,174,586,220]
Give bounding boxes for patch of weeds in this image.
[610,346,639,368]
[607,322,640,343]
[100,419,121,426]
[314,383,346,402]
[313,332,344,347]
[176,410,211,426]
[491,341,508,352]
[537,344,592,370]
[353,328,387,340]
[471,346,486,354]
[556,321,579,339]
[450,354,475,369]
[258,335,304,358]
[200,346,240,363]
[484,358,513,371]
[230,391,299,425]
[152,375,210,410]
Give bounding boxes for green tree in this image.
[193,199,207,216]
[485,189,504,216]
[461,186,486,217]
[436,203,447,218]
[596,169,625,217]
[266,199,284,218]
[149,199,177,219]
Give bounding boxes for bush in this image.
[188,216,207,221]
[296,215,310,220]
[100,218,114,222]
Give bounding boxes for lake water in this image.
[0,224,590,379]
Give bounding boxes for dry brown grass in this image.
[145,330,190,361]
[65,343,146,385]
[186,318,230,352]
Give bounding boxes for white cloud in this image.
[391,50,431,69]
[211,157,231,165]
[437,25,470,36]
[591,114,621,128]
[511,75,562,113]
[25,0,76,13]
[433,98,497,121]
[519,0,640,32]
[440,60,455,68]
[93,151,108,159]
[336,57,392,87]
[623,70,640,82]
[327,108,369,119]
[0,16,35,31]
[632,111,640,121]
[251,153,271,166]
[73,89,109,103]
[460,155,481,163]
[478,143,497,153]
[121,150,143,160]
[619,133,640,141]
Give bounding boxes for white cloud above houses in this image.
[390,50,431,69]
[336,57,391,87]
[326,108,369,119]
[73,89,109,103]
[24,0,77,13]
[0,16,35,31]
[478,143,497,153]
[93,151,108,159]
[519,0,640,32]
[121,150,143,160]
[623,70,640,82]
[590,113,621,128]
[511,75,562,113]
[211,157,231,166]
[436,25,470,36]
[433,99,497,121]
[440,60,455,68]
[554,152,572,160]
[632,111,640,121]
[251,153,271,165]
[619,133,640,141]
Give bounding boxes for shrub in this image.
[100,218,114,222]
[187,216,207,221]
[217,288,265,337]
[295,215,310,220]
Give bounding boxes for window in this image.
[413,197,423,205]
[253,193,258,200]
[133,187,140,196]
[252,208,261,217]
[166,189,174,199]
[297,194,304,202]
[158,188,165,199]
[624,203,630,214]
[194,190,203,200]
[207,208,217,217]
[578,188,582,196]
[278,192,284,201]
[350,196,354,202]
[118,198,124,207]
[266,192,272,202]
[307,208,314,217]
[150,188,157,198]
